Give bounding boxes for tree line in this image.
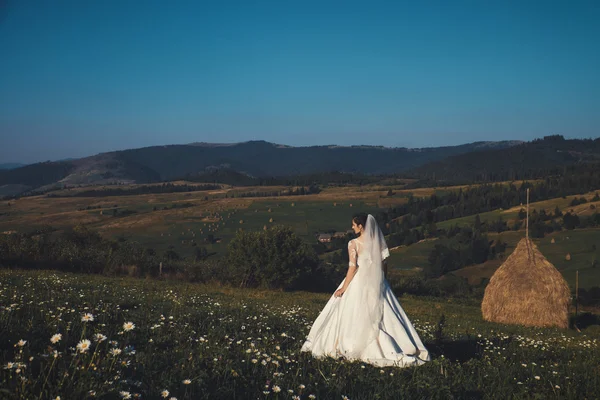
[46,183,221,197]
[0,225,333,292]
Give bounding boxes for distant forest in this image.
[412,135,600,182]
[46,183,222,197]
[381,161,600,228]
[181,169,386,187]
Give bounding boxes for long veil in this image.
[338,214,389,358]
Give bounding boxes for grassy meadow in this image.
[450,229,600,289]
[1,269,599,399]
[436,190,600,231]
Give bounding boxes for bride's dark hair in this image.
[352,213,368,232]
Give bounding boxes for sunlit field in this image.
[436,190,600,231]
[451,229,600,289]
[0,182,458,259]
[2,270,599,399]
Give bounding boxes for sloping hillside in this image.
[0,140,520,195]
[412,135,600,181]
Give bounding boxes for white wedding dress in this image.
[301,217,430,368]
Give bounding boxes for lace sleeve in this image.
[348,240,357,267]
[382,247,390,260]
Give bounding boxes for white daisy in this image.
[81,313,94,322]
[94,333,107,343]
[123,322,135,332]
[76,339,91,353]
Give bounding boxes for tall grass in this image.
[1,269,599,399]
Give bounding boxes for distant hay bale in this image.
[482,238,570,329]
[269,218,274,223]
[565,253,571,261]
[349,203,353,207]
[239,220,244,224]
[551,238,555,244]
[263,225,267,230]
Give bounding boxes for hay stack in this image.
[482,237,571,329]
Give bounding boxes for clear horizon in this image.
[1,0,599,164]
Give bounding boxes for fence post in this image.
[575,269,579,317]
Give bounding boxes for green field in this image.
[387,239,439,271]
[110,199,380,258]
[1,270,599,399]
[449,229,600,290]
[199,200,379,257]
[537,229,600,288]
[436,209,510,230]
[0,188,385,259]
[436,191,600,231]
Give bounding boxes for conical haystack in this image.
[482,238,571,329]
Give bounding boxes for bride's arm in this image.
[334,241,358,297]
[334,265,357,297]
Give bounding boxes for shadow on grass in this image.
[426,337,483,363]
[572,312,600,330]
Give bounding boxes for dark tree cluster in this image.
[47,183,221,198]
[424,226,507,278]
[232,185,322,198]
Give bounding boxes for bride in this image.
[301,213,430,367]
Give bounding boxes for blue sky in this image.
[0,0,598,163]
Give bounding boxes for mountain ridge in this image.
[411,135,600,181]
[0,163,26,170]
[2,136,598,196]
